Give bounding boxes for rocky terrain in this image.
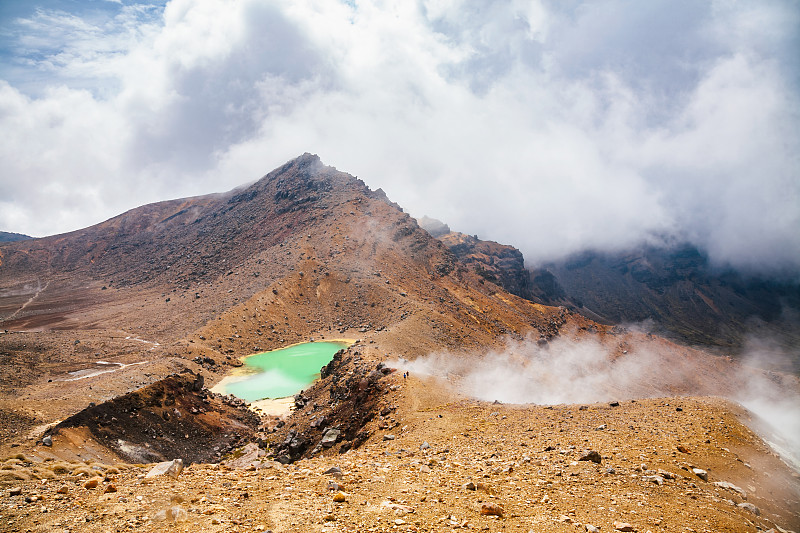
[0,154,798,532]
[528,246,800,357]
[429,225,800,357]
[434,232,533,302]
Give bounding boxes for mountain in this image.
[0,231,32,243]
[529,245,800,358]
[429,224,800,358]
[1,155,798,532]
[0,153,582,446]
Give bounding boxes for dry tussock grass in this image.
[0,470,30,483]
[2,453,29,462]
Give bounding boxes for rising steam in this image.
[396,333,800,469]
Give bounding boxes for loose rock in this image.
[692,468,708,481]
[480,503,504,517]
[579,450,602,464]
[713,481,746,497]
[146,458,184,479]
[737,502,760,516]
[321,428,340,448]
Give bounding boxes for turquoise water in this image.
[224,341,348,401]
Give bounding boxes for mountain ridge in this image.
[1,155,798,532]
[426,219,800,356]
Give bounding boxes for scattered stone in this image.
[609,401,620,407]
[321,428,340,448]
[657,469,675,479]
[9,487,22,497]
[83,478,101,489]
[323,466,342,476]
[643,475,664,485]
[56,486,69,495]
[464,481,476,491]
[333,491,347,503]
[480,503,504,517]
[381,501,415,514]
[692,468,708,481]
[327,481,342,491]
[586,525,601,532]
[420,441,431,450]
[146,459,184,479]
[579,450,602,464]
[613,521,635,531]
[42,435,52,447]
[737,502,760,515]
[476,482,494,494]
[677,445,690,454]
[226,443,262,469]
[154,506,189,522]
[713,481,746,497]
[103,484,117,494]
[383,434,396,441]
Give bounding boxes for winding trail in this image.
[60,360,150,381]
[124,335,162,350]
[3,279,49,321]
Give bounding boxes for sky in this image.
[1,0,798,274]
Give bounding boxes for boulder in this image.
[321,428,340,448]
[579,450,602,464]
[480,503,504,517]
[146,458,184,479]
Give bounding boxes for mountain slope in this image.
[0,153,583,439]
[428,224,800,357]
[529,245,800,357]
[1,155,798,532]
[0,232,31,243]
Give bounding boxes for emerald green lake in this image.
[223,341,348,402]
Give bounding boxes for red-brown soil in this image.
[0,154,798,532]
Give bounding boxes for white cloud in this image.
[0,0,798,273]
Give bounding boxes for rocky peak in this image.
[434,231,532,300]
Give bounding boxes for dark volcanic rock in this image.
[437,232,533,300]
[46,371,259,464]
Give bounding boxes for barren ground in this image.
[1,155,798,532]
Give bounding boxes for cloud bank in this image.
[0,0,798,273]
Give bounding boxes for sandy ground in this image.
[1,373,799,533]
